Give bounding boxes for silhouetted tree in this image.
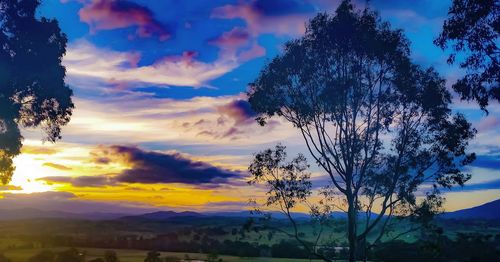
[248,144,324,259]
[247,1,476,261]
[0,0,74,183]
[435,0,499,110]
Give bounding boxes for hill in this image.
[441,199,500,220]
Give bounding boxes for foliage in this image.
[248,144,332,260]
[248,0,476,260]
[435,0,499,110]
[249,144,312,213]
[373,233,500,262]
[0,0,74,183]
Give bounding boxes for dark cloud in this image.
[97,146,242,186]
[217,99,257,124]
[451,179,500,192]
[79,0,171,41]
[470,155,500,170]
[251,0,315,16]
[209,27,250,47]
[39,175,115,188]
[43,162,72,171]
[221,127,244,139]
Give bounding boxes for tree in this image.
[0,0,74,183]
[435,0,499,110]
[248,145,334,261]
[247,1,476,261]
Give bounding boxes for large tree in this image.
[0,0,73,183]
[247,1,476,261]
[435,0,499,110]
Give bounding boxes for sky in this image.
[1,0,498,214]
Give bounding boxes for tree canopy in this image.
[0,0,73,183]
[435,0,499,110]
[248,1,476,261]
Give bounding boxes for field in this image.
[3,247,322,262]
[0,216,498,261]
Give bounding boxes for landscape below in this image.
[0,200,498,261]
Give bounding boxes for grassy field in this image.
[3,247,322,262]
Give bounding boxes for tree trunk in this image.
[347,196,357,262]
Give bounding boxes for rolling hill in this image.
[440,199,500,220]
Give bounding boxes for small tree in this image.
[435,0,499,110]
[0,0,74,183]
[248,1,476,261]
[249,144,335,261]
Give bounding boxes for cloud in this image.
[21,145,59,155]
[79,0,170,40]
[0,185,23,191]
[209,27,266,61]
[476,115,500,132]
[55,93,292,145]
[64,40,238,88]
[451,179,500,192]
[43,162,72,171]
[209,27,250,48]
[470,155,500,170]
[217,99,257,124]
[211,0,315,36]
[39,175,115,187]
[91,145,243,186]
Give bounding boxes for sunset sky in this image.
[1,0,498,214]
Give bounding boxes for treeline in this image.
[4,232,499,261]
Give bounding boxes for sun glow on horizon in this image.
[9,154,56,194]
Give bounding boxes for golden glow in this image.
[1,140,248,211]
[4,140,499,212]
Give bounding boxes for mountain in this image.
[213,211,350,219]
[0,208,127,220]
[441,199,500,220]
[121,210,203,220]
[1,200,498,221]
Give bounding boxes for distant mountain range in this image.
[439,199,500,220]
[0,199,498,221]
[0,208,127,220]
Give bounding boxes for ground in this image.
[3,247,322,262]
